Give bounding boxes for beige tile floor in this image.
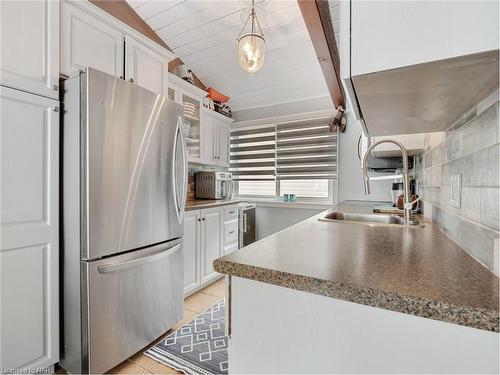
[57,278,225,375]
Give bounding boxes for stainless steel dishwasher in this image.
[238,203,256,248]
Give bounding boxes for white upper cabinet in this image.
[340,0,499,136]
[0,0,59,99]
[216,124,231,167]
[201,111,215,165]
[60,1,124,78]
[0,87,59,370]
[350,1,500,76]
[125,35,169,96]
[60,0,175,96]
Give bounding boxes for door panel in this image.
[201,208,222,283]
[201,114,215,164]
[86,239,183,374]
[61,1,124,77]
[84,69,182,259]
[218,124,230,167]
[125,36,168,96]
[183,211,200,295]
[0,0,59,99]
[0,87,59,369]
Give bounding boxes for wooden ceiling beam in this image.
[297,0,345,108]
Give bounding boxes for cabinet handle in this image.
[229,230,235,234]
[52,85,59,91]
[130,78,135,83]
[202,217,206,221]
[120,76,124,80]
[53,106,59,112]
[229,210,235,214]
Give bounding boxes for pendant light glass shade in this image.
[238,33,265,74]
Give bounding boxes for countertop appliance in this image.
[195,171,233,199]
[239,203,256,248]
[61,68,187,374]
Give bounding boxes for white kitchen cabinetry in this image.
[340,1,499,136]
[183,207,227,296]
[60,0,174,95]
[168,73,234,166]
[202,108,234,167]
[183,211,200,296]
[0,87,59,370]
[125,35,169,96]
[60,1,124,78]
[200,208,223,284]
[0,0,59,99]
[223,205,239,255]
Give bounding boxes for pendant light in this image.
[237,0,265,74]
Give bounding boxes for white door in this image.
[201,113,215,165]
[200,208,222,283]
[60,1,124,78]
[183,210,200,296]
[125,36,168,96]
[0,87,59,370]
[217,124,231,167]
[0,0,59,99]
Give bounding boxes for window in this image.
[230,116,337,201]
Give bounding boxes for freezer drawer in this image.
[83,239,183,374]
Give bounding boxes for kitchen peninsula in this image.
[214,201,499,374]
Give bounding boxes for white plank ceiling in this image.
[126,0,329,111]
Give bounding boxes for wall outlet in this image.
[450,174,461,208]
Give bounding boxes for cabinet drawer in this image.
[224,242,238,255]
[224,205,238,221]
[224,220,238,244]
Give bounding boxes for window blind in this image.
[276,117,337,180]
[230,117,337,182]
[230,124,276,181]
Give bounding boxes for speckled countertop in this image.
[213,200,499,332]
[186,199,241,211]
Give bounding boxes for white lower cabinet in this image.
[0,87,59,370]
[183,207,224,296]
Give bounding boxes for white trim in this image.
[65,0,176,61]
[232,109,334,129]
[169,73,207,99]
[230,94,332,112]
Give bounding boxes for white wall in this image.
[338,108,393,202]
[255,206,324,240]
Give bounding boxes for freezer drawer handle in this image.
[97,242,181,274]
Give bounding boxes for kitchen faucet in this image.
[362,139,419,225]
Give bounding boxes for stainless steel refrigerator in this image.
[61,68,187,374]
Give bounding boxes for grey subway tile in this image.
[442,210,461,243]
[480,187,499,231]
[460,187,481,222]
[487,143,499,187]
[459,219,496,271]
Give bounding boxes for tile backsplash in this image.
[415,91,499,275]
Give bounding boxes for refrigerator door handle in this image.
[97,241,181,274]
[172,115,188,223]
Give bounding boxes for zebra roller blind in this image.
[230,116,337,181]
[276,117,337,180]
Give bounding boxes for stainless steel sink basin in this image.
[320,211,405,225]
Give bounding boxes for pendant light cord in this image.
[236,0,264,40]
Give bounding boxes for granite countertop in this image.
[186,199,241,211]
[213,200,499,332]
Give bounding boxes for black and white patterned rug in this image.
[145,299,228,375]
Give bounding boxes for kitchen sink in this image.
[319,211,405,225]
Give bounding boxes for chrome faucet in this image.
[362,139,419,225]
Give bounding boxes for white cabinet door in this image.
[183,210,200,296]
[125,36,168,96]
[0,87,59,370]
[200,208,222,283]
[60,1,124,78]
[217,124,230,167]
[201,113,215,165]
[0,0,59,99]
